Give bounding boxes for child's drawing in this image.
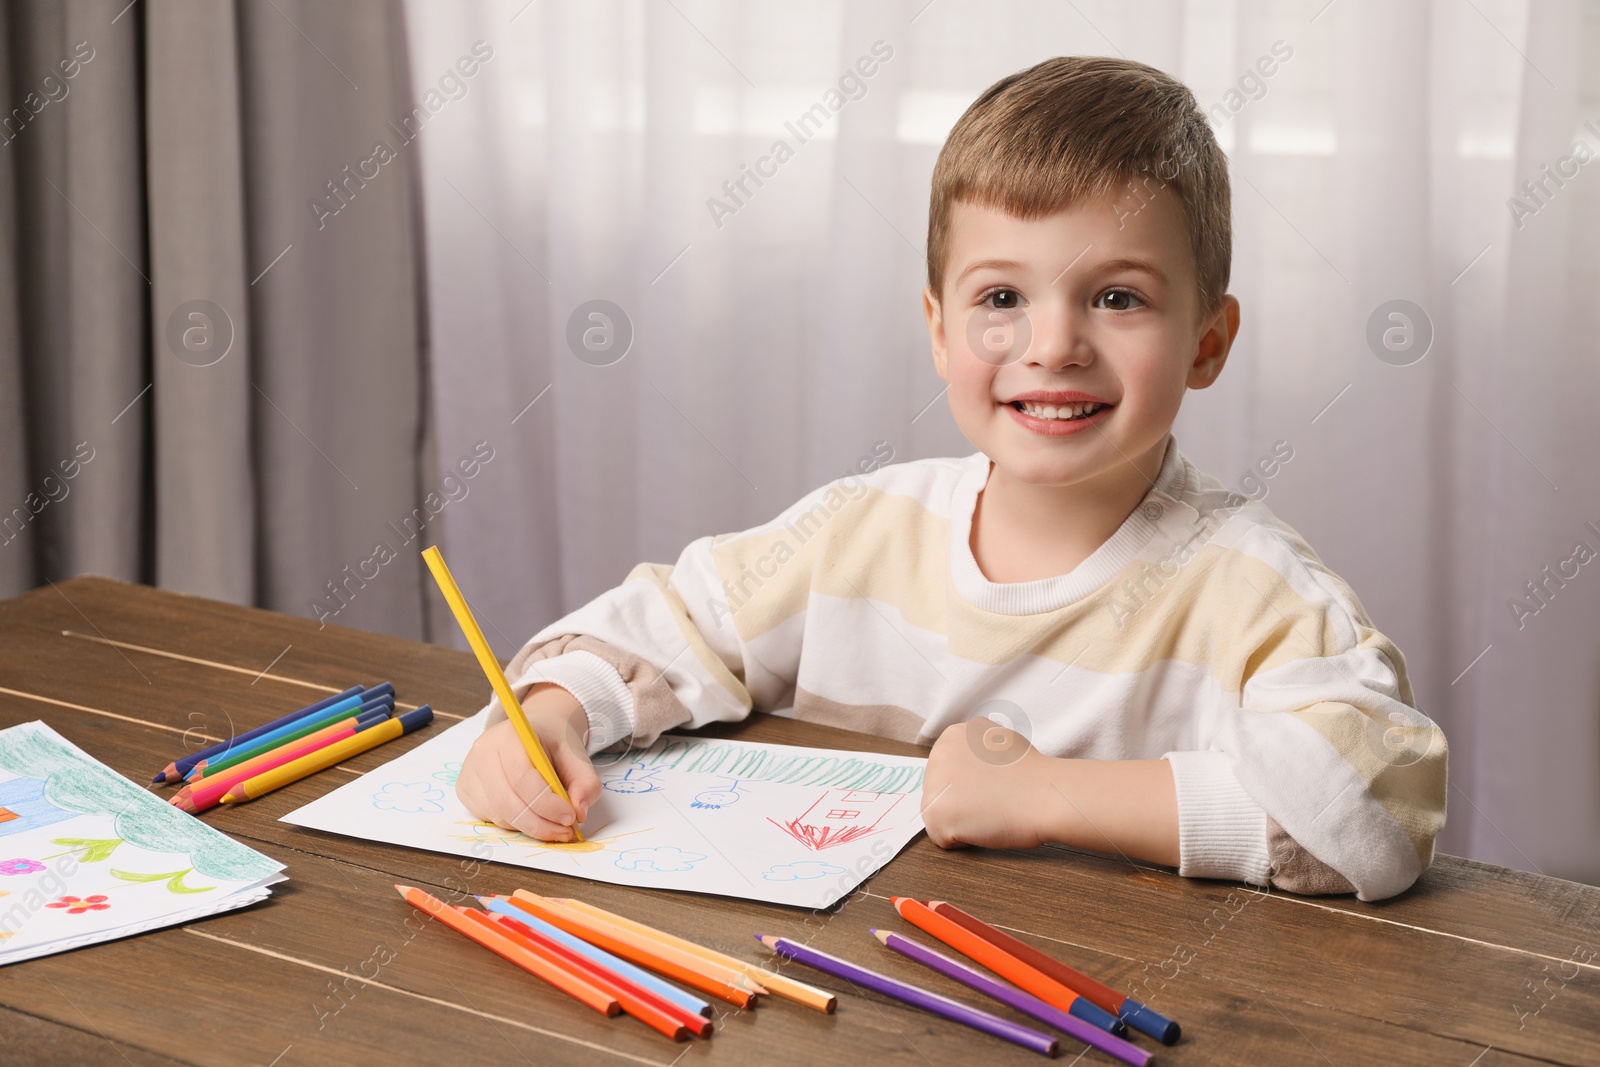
[0,722,285,967]
[283,715,928,909]
[0,859,44,876]
[432,761,463,786]
[0,777,75,838]
[689,778,746,810]
[372,782,446,814]
[768,789,906,851]
[602,763,666,795]
[614,846,706,874]
[763,860,846,881]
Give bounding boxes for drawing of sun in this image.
[446,820,654,862]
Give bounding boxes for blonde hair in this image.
[927,56,1231,321]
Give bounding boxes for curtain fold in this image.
[0,0,433,640]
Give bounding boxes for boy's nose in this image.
[1020,302,1092,371]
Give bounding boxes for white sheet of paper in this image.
[0,721,286,966]
[282,712,927,909]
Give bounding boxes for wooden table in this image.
[0,578,1594,1066]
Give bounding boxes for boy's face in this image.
[923,191,1239,491]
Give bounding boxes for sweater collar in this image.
[948,435,1193,615]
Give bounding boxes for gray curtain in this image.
[0,0,434,642]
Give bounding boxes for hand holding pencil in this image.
[422,546,600,843]
[458,687,602,841]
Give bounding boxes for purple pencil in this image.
[757,935,1059,1057]
[873,930,1154,1067]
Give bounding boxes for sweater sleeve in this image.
[481,475,863,751]
[1163,567,1447,901]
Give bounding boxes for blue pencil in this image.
[184,693,395,780]
[154,685,374,782]
[477,896,714,1018]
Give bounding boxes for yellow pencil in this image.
[420,546,582,842]
[553,897,836,1013]
[220,707,433,803]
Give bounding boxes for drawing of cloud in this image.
[372,781,446,815]
[614,846,706,874]
[763,861,847,882]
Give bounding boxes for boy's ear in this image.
[1188,294,1241,390]
[923,285,950,381]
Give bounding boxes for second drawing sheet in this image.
[282,712,928,909]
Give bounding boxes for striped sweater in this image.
[485,436,1447,900]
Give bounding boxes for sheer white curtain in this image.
[403,0,1600,882]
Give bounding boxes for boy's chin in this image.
[988,449,1112,489]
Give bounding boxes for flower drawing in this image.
[0,858,45,876]
[46,894,110,915]
[372,781,446,814]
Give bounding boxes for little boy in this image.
[457,56,1446,901]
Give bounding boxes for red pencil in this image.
[395,886,619,1016]
[170,721,363,813]
[926,899,1180,1044]
[891,897,1127,1035]
[475,911,704,1040]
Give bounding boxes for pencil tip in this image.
[871,928,889,943]
[395,884,414,896]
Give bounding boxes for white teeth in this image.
[1016,400,1103,420]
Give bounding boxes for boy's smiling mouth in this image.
[1000,390,1113,434]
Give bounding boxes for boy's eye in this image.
[982,288,1023,310]
[1096,288,1145,311]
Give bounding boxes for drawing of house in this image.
[768,788,905,851]
[0,775,75,839]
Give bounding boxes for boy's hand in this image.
[920,718,1050,851]
[456,683,604,842]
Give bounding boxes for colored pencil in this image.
[172,714,392,814]
[552,896,837,1014]
[758,935,1059,1058]
[927,900,1180,1045]
[481,911,703,1040]
[394,886,619,1016]
[184,692,376,778]
[510,892,764,996]
[503,893,761,1007]
[220,707,433,804]
[152,684,368,782]
[184,706,390,787]
[891,898,1126,1035]
[421,546,581,841]
[182,700,390,783]
[873,930,1153,1066]
[478,896,713,1018]
[187,692,393,779]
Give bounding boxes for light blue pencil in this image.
[477,896,711,1018]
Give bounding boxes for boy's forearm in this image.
[1031,756,1181,868]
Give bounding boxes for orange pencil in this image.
[503,894,760,1008]
[509,893,763,996]
[477,912,703,1041]
[891,897,1126,1034]
[395,886,619,1016]
[552,897,836,1013]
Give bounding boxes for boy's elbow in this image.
[1263,814,1438,901]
